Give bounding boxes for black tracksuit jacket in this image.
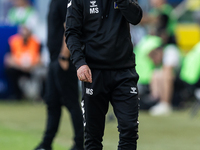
[65,0,143,70]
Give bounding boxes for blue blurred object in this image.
[30,0,35,4]
[0,25,17,99]
[167,0,183,6]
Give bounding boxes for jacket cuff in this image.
[74,58,87,70]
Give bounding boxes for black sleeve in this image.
[47,0,66,51]
[65,0,87,70]
[116,0,143,25]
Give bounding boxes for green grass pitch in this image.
[0,100,200,150]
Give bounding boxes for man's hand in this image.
[77,65,92,83]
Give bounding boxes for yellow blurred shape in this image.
[175,23,200,54]
[187,0,200,11]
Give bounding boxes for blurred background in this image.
[0,0,200,149]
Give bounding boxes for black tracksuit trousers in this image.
[82,68,139,150]
[41,60,84,149]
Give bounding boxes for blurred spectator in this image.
[179,41,200,93]
[135,12,182,114]
[6,0,39,37]
[166,41,200,111]
[4,25,41,100]
[148,30,181,116]
[141,0,177,43]
[134,35,162,86]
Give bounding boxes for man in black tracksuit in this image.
[65,0,143,149]
[34,0,84,150]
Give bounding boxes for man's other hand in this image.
[77,65,92,83]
